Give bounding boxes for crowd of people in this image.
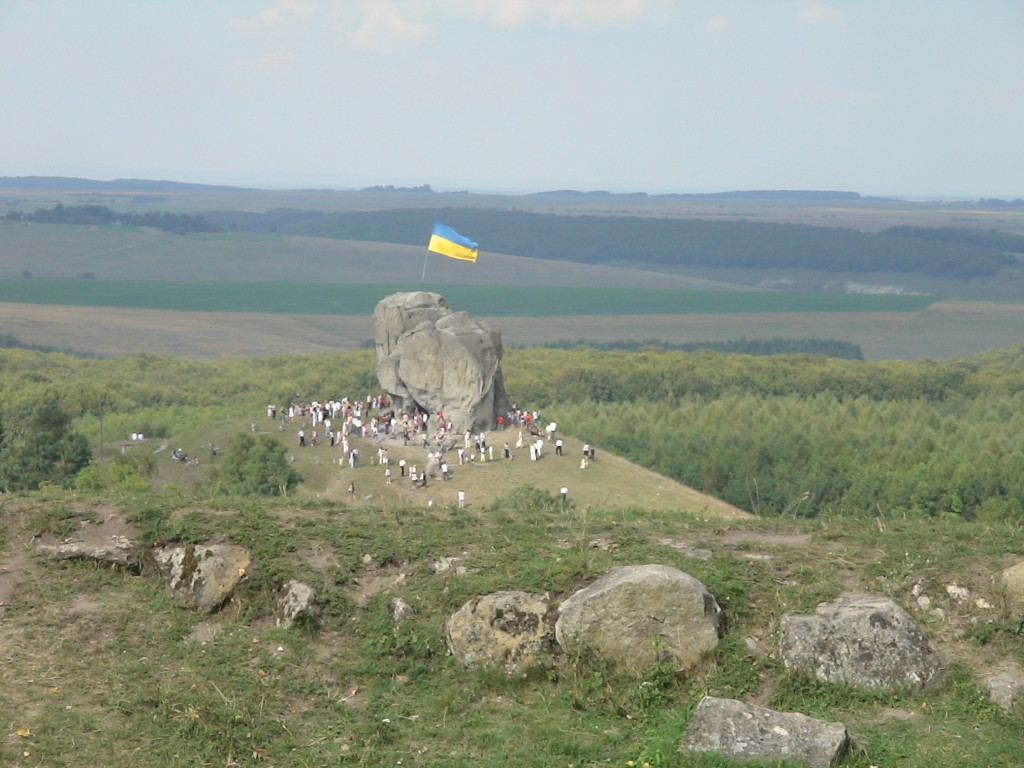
[264,394,596,504]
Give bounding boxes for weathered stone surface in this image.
[391,597,414,623]
[681,696,849,768]
[779,593,946,693]
[446,591,556,672]
[150,542,251,613]
[1001,561,1024,615]
[555,564,724,670]
[278,580,317,628]
[36,512,141,564]
[374,292,509,433]
[984,665,1024,714]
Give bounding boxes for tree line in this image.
[4,204,222,234]
[205,207,1019,278]
[521,337,864,359]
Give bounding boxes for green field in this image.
[0,279,936,316]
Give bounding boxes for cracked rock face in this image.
[779,593,947,693]
[555,564,724,671]
[374,292,509,433]
[445,591,556,673]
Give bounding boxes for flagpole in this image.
[420,248,430,287]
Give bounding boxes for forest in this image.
[204,207,1023,278]
[4,343,1024,521]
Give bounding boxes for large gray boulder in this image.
[446,591,556,672]
[555,564,724,671]
[374,292,509,433]
[681,696,849,768]
[150,542,251,613]
[779,593,946,693]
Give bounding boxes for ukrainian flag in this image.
[428,221,479,262]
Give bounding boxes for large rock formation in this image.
[779,593,947,693]
[374,292,509,433]
[681,696,849,768]
[555,564,725,670]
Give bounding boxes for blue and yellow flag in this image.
[428,221,479,262]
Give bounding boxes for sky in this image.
[2,1,1022,199]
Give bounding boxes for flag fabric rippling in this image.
[428,221,479,262]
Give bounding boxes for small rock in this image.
[278,580,317,628]
[985,667,1024,714]
[433,556,460,574]
[1000,561,1024,615]
[945,583,970,601]
[391,597,414,623]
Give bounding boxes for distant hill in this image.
[0,176,246,192]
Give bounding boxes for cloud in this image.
[235,0,316,34]
[347,2,432,51]
[705,14,729,34]
[425,0,669,31]
[798,1,845,26]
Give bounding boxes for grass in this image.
[0,279,937,316]
[3,417,1024,767]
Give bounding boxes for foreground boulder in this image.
[374,292,509,433]
[446,591,556,672]
[681,696,849,768]
[150,542,251,613]
[555,564,724,670]
[780,593,946,693]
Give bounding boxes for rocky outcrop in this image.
[35,511,142,565]
[779,593,946,693]
[681,696,849,768]
[150,542,251,613]
[555,564,724,670]
[277,580,317,628]
[374,292,509,433]
[446,591,556,672]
